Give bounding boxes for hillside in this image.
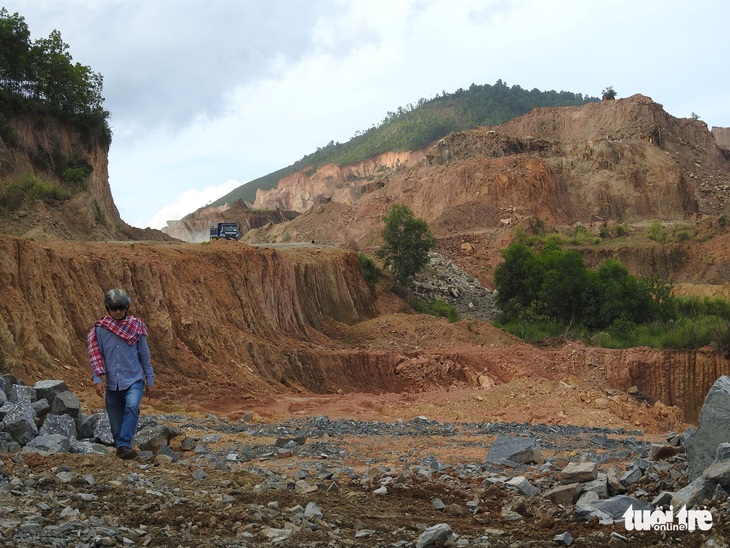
[207,80,598,207]
[243,95,730,288]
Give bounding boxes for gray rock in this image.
[416,523,454,548]
[620,466,642,486]
[304,501,323,520]
[583,474,609,498]
[33,380,69,408]
[544,482,582,505]
[560,461,598,484]
[686,376,730,480]
[0,401,13,421]
[93,413,114,444]
[51,391,81,417]
[0,388,6,405]
[136,423,181,452]
[31,398,51,420]
[3,399,38,445]
[554,531,574,546]
[10,384,35,404]
[588,495,652,521]
[671,476,715,509]
[39,413,77,439]
[505,475,539,495]
[486,435,541,465]
[715,442,730,463]
[76,413,99,439]
[651,491,673,508]
[25,434,71,453]
[574,491,615,523]
[69,438,110,455]
[703,460,730,489]
[0,374,14,398]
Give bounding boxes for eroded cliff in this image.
[0,113,170,241]
[1,233,728,425]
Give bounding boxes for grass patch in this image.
[411,297,459,323]
[0,174,72,211]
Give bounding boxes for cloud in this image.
[3,0,729,230]
[145,179,242,230]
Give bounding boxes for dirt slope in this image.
[242,95,730,286]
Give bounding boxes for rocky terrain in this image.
[1,94,730,546]
[3,374,730,547]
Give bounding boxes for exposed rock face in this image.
[713,126,730,152]
[253,151,424,212]
[0,113,171,242]
[244,95,730,255]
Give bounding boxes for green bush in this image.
[412,297,458,323]
[61,159,92,189]
[647,220,665,243]
[710,323,730,355]
[494,241,662,329]
[0,174,71,210]
[613,224,628,237]
[356,253,380,285]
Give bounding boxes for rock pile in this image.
[410,253,500,322]
[0,374,179,458]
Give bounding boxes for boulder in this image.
[2,399,38,445]
[51,391,81,417]
[10,384,36,404]
[586,495,652,521]
[136,423,181,453]
[486,435,541,465]
[560,461,598,484]
[686,376,730,480]
[671,476,715,509]
[34,380,70,408]
[39,413,77,439]
[416,523,454,548]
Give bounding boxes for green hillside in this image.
[211,80,599,207]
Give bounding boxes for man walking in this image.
[87,289,156,459]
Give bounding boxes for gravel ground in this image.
[2,413,728,547]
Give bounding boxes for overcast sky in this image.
[4,0,729,229]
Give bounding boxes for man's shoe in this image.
[116,446,137,460]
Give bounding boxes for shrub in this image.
[647,220,665,243]
[412,297,458,323]
[356,253,380,285]
[710,323,730,356]
[0,174,71,211]
[613,224,628,237]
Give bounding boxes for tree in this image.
[602,86,617,101]
[0,8,32,93]
[494,242,673,329]
[0,9,110,141]
[376,204,435,287]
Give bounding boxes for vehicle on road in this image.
[210,223,240,240]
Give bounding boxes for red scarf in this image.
[87,316,147,379]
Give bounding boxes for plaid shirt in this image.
[87,316,148,381]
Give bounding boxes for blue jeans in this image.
[105,380,144,448]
